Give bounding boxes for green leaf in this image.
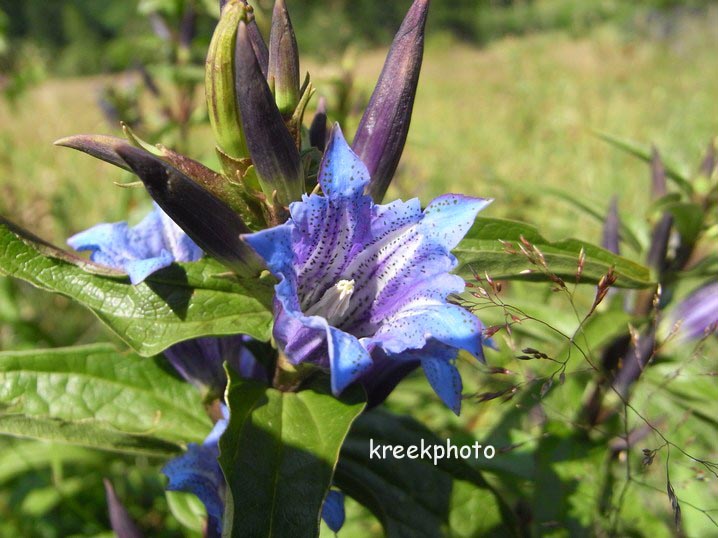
[454,217,653,289]
[219,374,366,538]
[334,410,518,537]
[661,202,704,246]
[0,344,212,456]
[0,218,274,356]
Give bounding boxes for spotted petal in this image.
[421,352,462,415]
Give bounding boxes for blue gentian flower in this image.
[671,282,718,340]
[67,203,202,284]
[244,125,490,414]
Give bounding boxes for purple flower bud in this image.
[149,13,172,42]
[116,145,264,276]
[352,0,429,203]
[246,13,269,78]
[602,196,620,255]
[651,145,667,199]
[309,96,328,151]
[54,134,133,172]
[671,282,718,341]
[179,5,197,50]
[268,0,300,117]
[700,139,716,178]
[235,19,303,205]
[103,479,143,538]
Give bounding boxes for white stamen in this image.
[305,279,355,324]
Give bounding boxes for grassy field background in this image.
[2,6,718,246]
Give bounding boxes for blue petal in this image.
[204,405,229,446]
[372,303,484,360]
[68,205,202,284]
[327,326,373,394]
[242,224,294,276]
[68,222,133,267]
[672,282,718,340]
[321,490,346,533]
[421,354,462,415]
[162,443,224,534]
[125,251,174,284]
[157,207,203,261]
[319,125,370,198]
[421,195,492,250]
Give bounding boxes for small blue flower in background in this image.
[322,490,346,533]
[671,282,718,340]
[163,405,229,538]
[67,203,202,284]
[244,125,491,414]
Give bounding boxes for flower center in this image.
[305,279,355,325]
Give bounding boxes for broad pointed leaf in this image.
[454,217,653,288]
[0,219,273,356]
[219,374,365,537]
[334,409,518,537]
[0,344,212,456]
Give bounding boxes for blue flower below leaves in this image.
[67,204,202,284]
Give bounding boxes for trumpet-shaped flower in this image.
[67,204,202,284]
[244,126,490,414]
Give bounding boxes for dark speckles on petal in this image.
[243,129,491,413]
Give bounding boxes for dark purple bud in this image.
[246,6,269,78]
[309,96,328,151]
[164,335,268,396]
[602,195,620,255]
[352,0,429,203]
[268,0,300,116]
[700,139,716,177]
[235,19,303,205]
[54,134,133,172]
[137,64,160,97]
[103,479,143,538]
[613,326,656,398]
[149,13,172,42]
[651,145,667,199]
[646,213,672,274]
[179,4,197,50]
[116,145,264,276]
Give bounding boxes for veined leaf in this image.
[0,344,212,456]
[0,218,274,356]
[334,410,518,537]
[454,217,653,289]
[219,374,365,538]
